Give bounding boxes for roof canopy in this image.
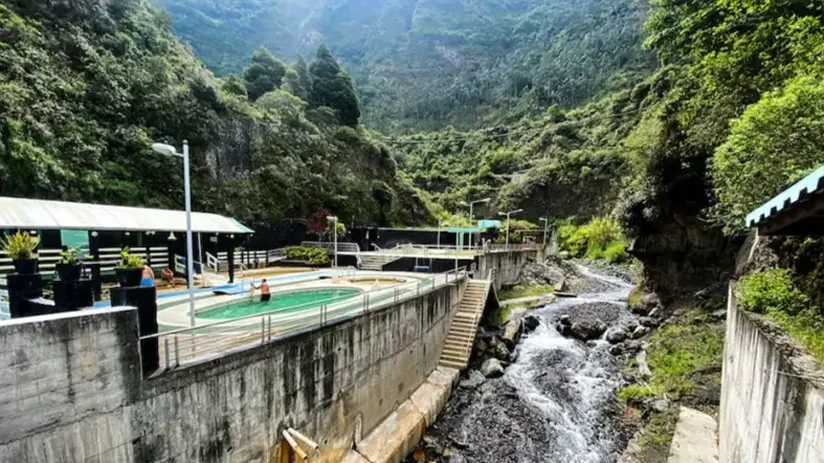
[747,165,824,235]
[0,197,253,235]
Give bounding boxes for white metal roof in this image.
[0,197,253,234]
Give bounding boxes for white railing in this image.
[141,266,469,369]
[300,241,360,254]
[206,252,220,272]
[0,246,168,276]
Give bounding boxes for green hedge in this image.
[283,246,330,265]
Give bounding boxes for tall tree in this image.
[308,44,361,127]
[243,46,287,101]
[283,56,311,101]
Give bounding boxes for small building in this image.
[0,196,253,312]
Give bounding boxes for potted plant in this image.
[115,247,144,287]
[56,248,89,281]
[1,231,41,274]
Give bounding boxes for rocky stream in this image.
[409,264,640,463]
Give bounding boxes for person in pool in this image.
[251,279,270,302]
[141,265,155,287]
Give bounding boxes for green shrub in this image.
[736,269,809,316]
[118,248,143,269]
[1,231,40,260]
[604,241,629,263]
[283,246,330,265]
[617,384,654,403]
[737,269,824,361]
[558,216,629,263]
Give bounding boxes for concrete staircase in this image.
[359,254,401,271]
[439,279,491,369]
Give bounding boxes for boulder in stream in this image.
[639,317,658,328]
[460,370,486,389]
[631,326,651,339]
[523,315,540,333]
[481,358,505,378]
[605,327,629,344]
[501,320,523,349]
[570,319,607,341]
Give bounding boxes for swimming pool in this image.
[199,287,362,319]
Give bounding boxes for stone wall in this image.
[719,287,824,463]
[0,280,464,463]
[475,249,538,290]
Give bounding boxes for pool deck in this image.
[156,270,422,330]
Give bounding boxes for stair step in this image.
[442,345,469,355]
[439,359,466,369]
[440,353,468,363]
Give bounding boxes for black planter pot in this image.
[115,268,143,287]
[12,258,38,275]
[56,263,82,281]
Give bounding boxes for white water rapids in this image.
[436,266,634,463]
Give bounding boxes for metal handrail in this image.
[147,267,469,367]
[142,266,468,341]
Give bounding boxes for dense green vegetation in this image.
[154,0,657,132]
[737,269,824,362]
[558,217,629,263]
[0,0,429,226]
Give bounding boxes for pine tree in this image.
[308,44,360,127]
[243,46,287,101]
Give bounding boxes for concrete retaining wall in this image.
[719,288,824,463]
[0,280,464,463]
[475,249,538,290]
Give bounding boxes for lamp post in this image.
[497,209,523,247]
[539,217,549,249]
[151,141,196,328]
[458,197,491,250]
[326,216,338,268]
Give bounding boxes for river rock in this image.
[650,398,671,412]
[639,317,658,328]
[474,338,488,353]
[492,343,511,362]
[570,319,607,341]
[623,340,643,353]
[460,369,486,389]
[648,307,661,318]
[605,327,629,344]
[555,322,572,337]
[608,345,623,356]
[631,326,650,339]
[481,358,505,378]
[642,292,660,309]
[523,315,540,333]
[501,320,523,349]
[626,319,639,331]
[559,314,571,326]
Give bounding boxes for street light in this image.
[539,217,549,249]
[151,141,196,329]
[497,209,523,247]
[458,197,491,250]
[326,215,339,268]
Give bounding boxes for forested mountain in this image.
[153,0,658,132]
[396,0,824,297]
[0,0,429,227]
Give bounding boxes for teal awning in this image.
[477,219,502,229]
[747,164,824,228]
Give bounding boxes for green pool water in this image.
[199,288,362,319]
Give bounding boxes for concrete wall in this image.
[719,288,824,463]
[0,280,465,463]
[475,249,538,290]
